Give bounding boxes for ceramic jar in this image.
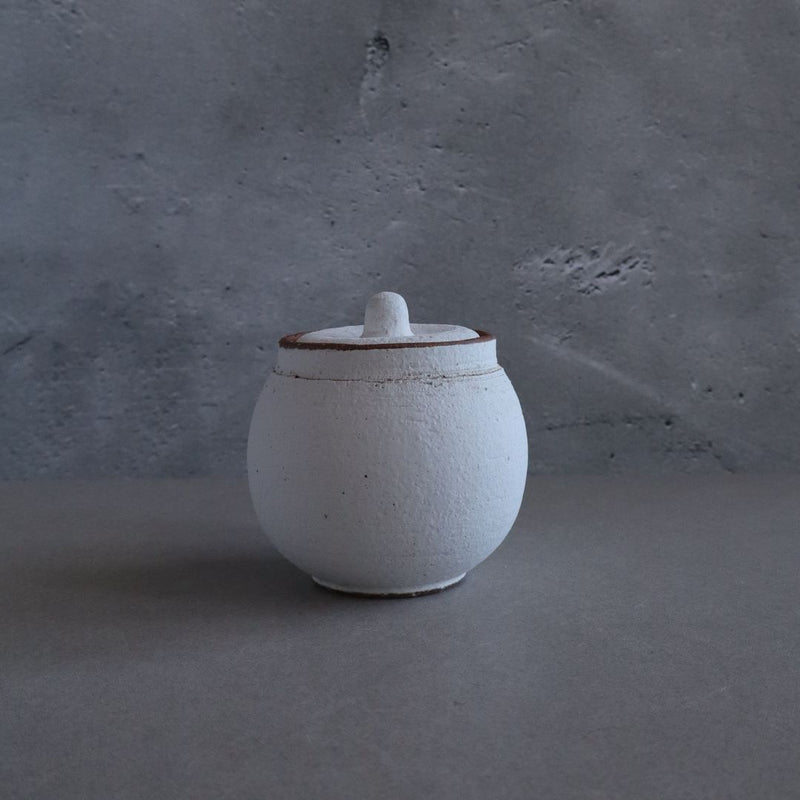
[247,292,528,596]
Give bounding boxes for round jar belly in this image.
[247,365,527,595]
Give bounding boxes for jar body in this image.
[247,366,528,595]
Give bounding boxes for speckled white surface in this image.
[247,294,528,594]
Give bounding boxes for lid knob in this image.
[361,292,414,338]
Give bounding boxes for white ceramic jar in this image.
[247,292,528,596]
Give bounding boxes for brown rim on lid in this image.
[279,329,495,351]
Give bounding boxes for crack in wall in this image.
[2,334,34,357]
[516,244,654,296]
[359,31,390,129]
[541,412,674,432]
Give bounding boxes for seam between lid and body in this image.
[272,366,503,382]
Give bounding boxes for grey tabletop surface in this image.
[2,475,800,800]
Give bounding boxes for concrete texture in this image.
[2,0,799,478]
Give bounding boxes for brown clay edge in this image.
[280,329,495,351]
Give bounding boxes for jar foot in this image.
[312,573,466,598]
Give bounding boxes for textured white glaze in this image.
[298,322,478,345]
[275,335,498,381]
[247,294,528,596]
[299,290,478,345]
[361,291,413,337]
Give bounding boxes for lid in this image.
[275,292,498,381]
[297,292,479,345]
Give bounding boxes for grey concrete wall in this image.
[2,0,799,479]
